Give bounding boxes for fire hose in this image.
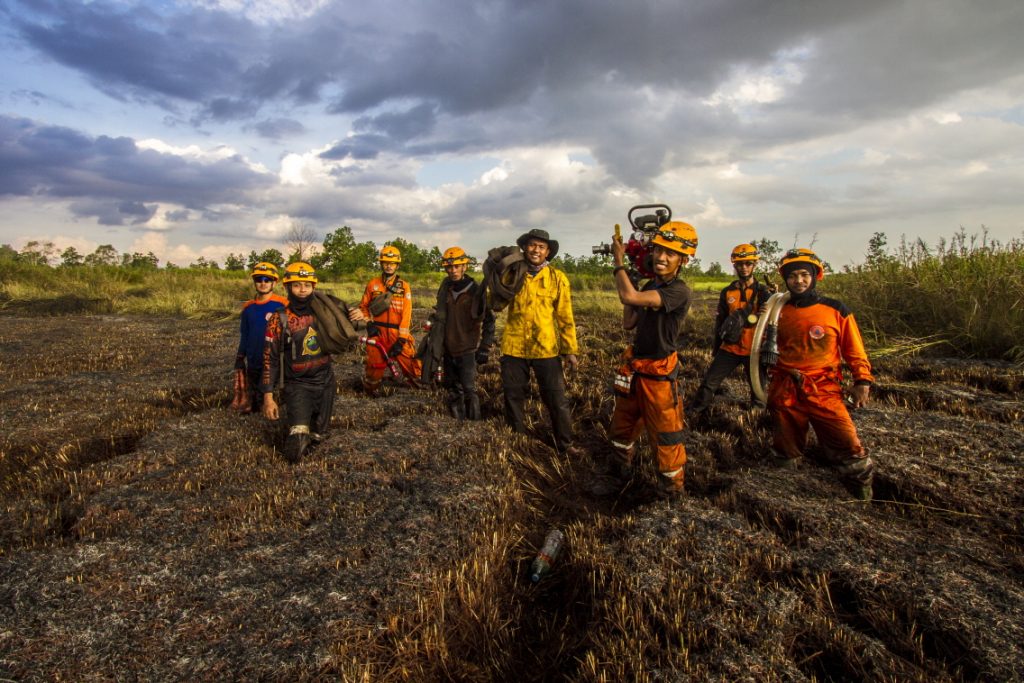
[749,291,791,405]
[359,336,403,380]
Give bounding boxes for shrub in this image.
[824,230,1024,361]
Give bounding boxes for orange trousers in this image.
[608,355,687,491]
[363,334,422,390]
[768,370,872,483]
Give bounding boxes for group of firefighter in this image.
[233,221,875,502]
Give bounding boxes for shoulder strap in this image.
[278,308,289,388]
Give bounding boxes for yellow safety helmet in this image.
[778,248,825,281]
[730,244,760,264]
[281,261,318,284]
[250,262,280,280]
[441,246,470,267]
[379,245,402,263]
[651,221,698,257]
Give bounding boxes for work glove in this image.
[389,337,406,358]
[230,369,250,412]
[475,347,490,366]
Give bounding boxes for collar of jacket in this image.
[787,288,821,307]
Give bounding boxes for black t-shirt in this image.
[632,278,691,359]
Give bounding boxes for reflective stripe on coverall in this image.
[608,349,686,490]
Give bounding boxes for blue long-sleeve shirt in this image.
[236,295,287,370]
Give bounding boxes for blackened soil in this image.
[0,312,1021,681]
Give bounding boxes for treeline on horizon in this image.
[1,228,1022,362]
[1,225,766,277]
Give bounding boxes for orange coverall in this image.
[358,274,422,390]
[609,351,687,492]
[768,294,874,483]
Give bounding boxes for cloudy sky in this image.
[2,0,1023,269]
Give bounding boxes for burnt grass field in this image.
[1,298,1022,682]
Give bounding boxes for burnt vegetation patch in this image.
[1,314,1022,680]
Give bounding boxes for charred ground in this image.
[0,305,1021,682]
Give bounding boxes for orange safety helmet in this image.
[730,244,760,264]
[651,221,698,257]
[281,261,318,284]
[250,262,280,280]
[778,248,825,281]
[379,245,402,263]
[441,246,470,267]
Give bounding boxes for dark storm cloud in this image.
[318,103,440,160]
[7,0,891,120]
[67,198,155,226]
[7,0,1024,185]
[0,115,273,208]
[250,118,307,140]
[165,209,191,222]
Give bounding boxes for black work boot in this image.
[449,396,466,420]
[465,393,481,421]
[283,431,310,464]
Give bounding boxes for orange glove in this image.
[230,369,251,412]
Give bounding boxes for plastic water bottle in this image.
[530,529,565,583]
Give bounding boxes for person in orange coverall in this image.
[348,245,422,394]
[607,221,698,498]
[769,248,875,501]
[691,243,772,415]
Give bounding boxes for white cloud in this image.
[703,46,810,110]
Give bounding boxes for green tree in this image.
[253,249,285,269]
[0,244,17,261]
[190,256,220,270]
[704,261,725,277]
[865,232,890,268]
[60,246,84,267]
[384,237,435,272]
[122,252,160,269]
[19,240,56,266]
[552,252,612,274]
[314,226,379,275]
[84,244,119,267]
[224,253,246,271]
[751,238,781,271]
[425,246,443,272]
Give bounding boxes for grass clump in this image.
[825,230,1024,362]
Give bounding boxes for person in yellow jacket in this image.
[348,245,422,394]
[499,229,579,454]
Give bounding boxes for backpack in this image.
[719,284,760,345]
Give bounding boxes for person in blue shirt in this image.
[232,262,287,413]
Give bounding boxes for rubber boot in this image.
[465,393,481,421]
[449,396,466,420]
[283,431,310,464]
[654,471,684,500]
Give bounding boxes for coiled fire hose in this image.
[749,291,791,405]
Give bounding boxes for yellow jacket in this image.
[500,266,578,358]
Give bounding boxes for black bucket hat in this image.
[516,228,559,259]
